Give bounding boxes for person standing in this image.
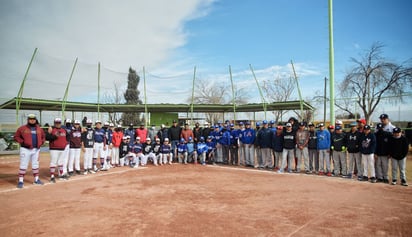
[295,122,309,173]
[237,122,246,166]
[307,123,318,174]
[62,119,72,177]
[272,125,284,171]
[378,113,395,132]
[345,122,362,180]
[93,121,107,172]
[111,125,124,167]
[136,123,148,141]
[14,114,46,188]
[257,120,273,169]
[168,120,181,161]
[192,122,203,144]
[280,123,296,173]
[157,124,169,143]
[374,123,391,183]
[388,127,409,186]
[124,124,135,145]
[240,121,255,167]
[68,120,82,176]
[219,125,231,165]
[47,118,69,183]
[331,126,347,177]
[181,123,194,142]
[81,119,95,174]
[316,123,331,176]
[360,125,377,183]
[229,124,239,165]
[148,125,157,142]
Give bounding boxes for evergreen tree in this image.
[122,67,143,125]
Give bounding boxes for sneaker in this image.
[202,162,206,166]
[277,170,283,174]
[305,170,312,174]
[68,171,74,177]
[17,182,24,189]
[76,170,81,175]
[83,170,88,175]
[50,177,56,183]
[383,179,389,184]
[344,174,353,179]
[59,175,69,180]
[318,171,324,176]
[357,176,363,181]
[168,162,172,165]
[33,179,44,185]
[370,177,377,183]
[361,176,369,182]
[391,180,397,185]
[401,179,408,186]
[89,169,96,174]
[376,178,383,183]
[326,172,332,177]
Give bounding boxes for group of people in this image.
[13,113,410,189]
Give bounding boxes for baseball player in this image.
[81,119,95,174]
[360,125,377,183]
[93,120,107,172]
[47,118,69,183]
[388,127,409,186]
[119,136,130,166]
[240,121,255,167]
[186,137,197,164]
[14,114,46,188]
[152,138,162,165]
[142,137,157,166]
[129,137,144,167]
[61,119,72,177]
[331,126,347,177]
[102,122,114,170]
[196,137,208,165]
[206,136,216,164]
[111,125,124,167]
[177,138,188,164]
[160,138,173,165]
[316,123,331,176]
[68,120,82,176]
[280,123,296,173]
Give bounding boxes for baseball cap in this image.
[125,135,131,139]
[357,118,366,125]
[299,122,305,126]
[129,123,134,127]
[335,126,342,130]
[180,138,185,142]
[164,138,169,142]
[27,114,36,119]
[364,125,371,130]
[335,120,343,125]
[270,120,275,124]
[172,120,177,123]
[379,114,389,119]
[136,136,141,140]
[308,122,314,127]
[117,124,122,128]
[188,137,193,141]
[318,123,324,127]
[104,122,110,126]
[245,121,251,125]
[277,125,283,130]
[328,125,334,129]
[109,123,114,127]
[286,123,292,127]
[146,137,151,141]
[239,122,244,125]
[393,127,401,133]
[86,119,93,124]
[54,118,62,123]
[74,120,80,124]
[262,120,268,124]
[200,136,205,141]
[95,120,102,124]
[230,123,234,127]
[122,136,128,140]
[65,119,72,123]
[155,138,160,142]
[256,122,261,126]
[377,123,384,129]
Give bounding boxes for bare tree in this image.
[339,43,412,123]
[189,79,249,123]
[262,75,295,122]
[102,81,124,124]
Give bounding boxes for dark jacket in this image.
[14,124,46,149]
[345,130,361,153]
[360,132,376,155]
[375,130,391,156]
[331,131,346,151]
[257,127,272,148]
[388,135,409,160]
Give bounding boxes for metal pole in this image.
[229,65,236,122]
[143,66,148,127]
[97,62,101,120]
[290,60,304,120]
[324,77,327,124]
[191,66,196,125]
[62,58,78,120]
[249,64,267,119]
[16,48,38,125]
[328,0,335,125]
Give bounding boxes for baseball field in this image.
[0,152,411,236]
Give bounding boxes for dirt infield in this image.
[1,153,411,236]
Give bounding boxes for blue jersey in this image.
[206,141,216,152]
[230,129,239,146]
[240,128,256,144]
[160,144,172,154]
[94,128,106,143]
[316,129,331,150]
[131,142,143,154]
[197,142,208,154]
[219,130,231,145]
[124,128,135,144]
[105,128,113,145]
[177,143,188,153]
[187,142,196,153]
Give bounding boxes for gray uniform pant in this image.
[375,155,389,180]
[274,151,282,169]
[332,151,347,176]
[239,143,245,165]
[308,149,318,172]
[318,149,330,173]
[281,148,295,172]
[391,158,407,181]
[348,152,362,176]
[256,146,263,167]
[261,148,272,168]
[295,147,309,172]
[244,144,255,166]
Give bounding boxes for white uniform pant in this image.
[62,144,70,174]
[112,147,120,165]
[68,148,81,172]
[144,153,157,165]
[178,152,188,164]
[18,147,40,177]
[50,149,65,176]
[160,153,173,164]
[129,153,144,166]
[83,147,94,170]
[362,153,375,178]
[93,143,106,159]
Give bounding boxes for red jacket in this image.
[47,127,68,150]
[14,124,46,149]
[136,128,148,140]
[112,130,124,147]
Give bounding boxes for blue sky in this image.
[0,0,411,123]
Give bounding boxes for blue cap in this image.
[239,122,244,125]
[200,136,205,141]
[262,120,268,124]
[245,121,251,125]
[230,123,234,127]
[270,120,275,124]
[256,122,261,126]
[188,136,193,141]
[180,138,185,142]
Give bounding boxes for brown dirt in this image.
[0,153,411,236]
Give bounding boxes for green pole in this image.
[290,60,304,120]
[328,0,335,125]
[97,62,101,120]
[229,65,236,122]
[62,58,78,120]
[143,66,148,127]
[249,64,267,119]
[190,66,196,125]
[16,48,38,125]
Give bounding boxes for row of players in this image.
[13,114,408,188]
